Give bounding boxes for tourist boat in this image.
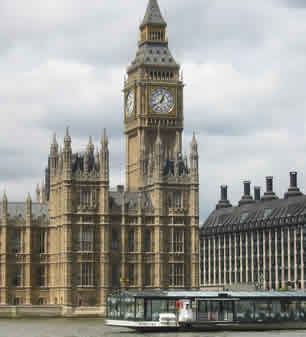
[105,290,306,331]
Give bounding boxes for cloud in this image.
[0,0,306,224]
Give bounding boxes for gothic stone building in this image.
[200,173,306,291]
[0,0,199,309]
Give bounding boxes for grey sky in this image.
[1,0,306,222]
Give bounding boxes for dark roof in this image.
[141,0,166,28]
[128,43,179,72]
[109,290,306,300]
[0,202,49,219]
[202,194,306,235]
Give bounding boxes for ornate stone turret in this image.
[100,129,109,181]
[88,136,94,154]
[49,133,58,176]
[2,191,8,219]
[190,133,199,181]
[63,127,72,179]
[154,128,163,180]
[26,193,32,219]
[36,184,41,203]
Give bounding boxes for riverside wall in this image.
[0,305,105,318]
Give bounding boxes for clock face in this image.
[126,90,135,117]
[150,88,174,114]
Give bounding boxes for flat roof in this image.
[108,290,306,299]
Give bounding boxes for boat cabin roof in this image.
[108,290,306,300]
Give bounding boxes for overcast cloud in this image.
[1,0,306,222]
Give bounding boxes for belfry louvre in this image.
[0,0,199,312]
[200,173,306,291]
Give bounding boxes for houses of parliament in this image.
[0,0,199,311]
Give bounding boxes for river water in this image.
[0,319,305,337]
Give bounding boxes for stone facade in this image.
[0,0,199,311]
[200,173,306,291]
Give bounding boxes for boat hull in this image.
[105,319,306,332]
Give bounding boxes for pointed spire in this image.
[36,184,41,203]
[2,190,7,203]
[141,0,166,28]
[64,126,72,151]
[50,132,58,156]
[191,132,198,153]
[88,136,94,153]
[101,128,108,149]
[26,192,32,203]
[2,190,8,218]
[52,133,57,145]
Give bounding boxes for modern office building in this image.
[200,173,306,291]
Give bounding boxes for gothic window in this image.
[144,230,152,252]
[112,266,120,288]
[78,263,94,287]
[78,226,94,252]
[13,297,22,305]
[39,230,47,254]
[144,264,151,286]
[169,263,184,286]
[12,230,21,254]
[169,229,184,253]
[81,190,91,207]
[128,264,135,285]
[128,229,135,252]
[111,229,119,250]
[12,264,22,287]
[174,192,182,208]
[38,297,46,305]
[37,265,46,287]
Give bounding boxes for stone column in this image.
[251,231,254,284]
[301,227,304,289]
[218,236,221,286]
[240,233,243,283]
[268,230,272,289]
[246,232,249,284]
[257,231,260,287]
[202,238,206,286]
[275,229,279,289]
[294,228,297,289]
[223,235,226,287]
[208,239,211,285]
[229,235,232,285]
[263,230,266,289]
[213,238,216,285]
[281,229,285,288]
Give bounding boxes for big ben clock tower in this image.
[122,0,199,291]
[124,0,183,191]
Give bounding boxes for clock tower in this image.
[124,0,184,191]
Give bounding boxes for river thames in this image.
[0,319,305,337]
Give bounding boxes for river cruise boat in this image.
[105,290,306,332]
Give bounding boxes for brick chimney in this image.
[216,185,232,210]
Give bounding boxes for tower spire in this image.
[141,0,166,28]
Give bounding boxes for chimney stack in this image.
[254,186,261,201]
[216,185,232,210]
[239,181,255,206]
[262,176,278,201]
[284,171,302,199]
